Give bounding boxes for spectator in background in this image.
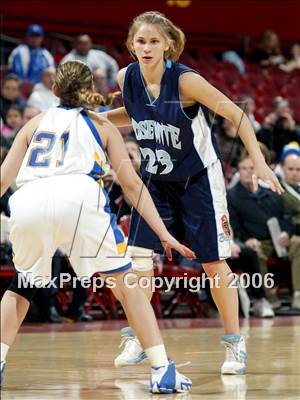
[0,74,26,123]
[22,106,41,125]
[280,42,300,73]
[8,24,55,85]
[249,30,284,69]
[92,68,112,112]
[60,35,119,87]
[238,94,261,133]
[257,97,300,160]
[27,67,59,111]
[227,152,300,309]
[228,141,272,190]
[1,105,23,148]
[280,150,300,309]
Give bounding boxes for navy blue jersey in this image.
[123,59,220,181]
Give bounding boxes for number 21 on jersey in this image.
[27,131,70,167]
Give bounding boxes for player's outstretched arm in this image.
[180,72,284,194]
[93,114,195,260]
[101,68,132,127]
[0,113,44,197]
[102,106,132,127]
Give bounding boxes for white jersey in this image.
[16,106,109,187]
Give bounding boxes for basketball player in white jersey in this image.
[0,61,194,394]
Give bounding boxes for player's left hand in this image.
[252,160,284,194]
[159,231,196,261]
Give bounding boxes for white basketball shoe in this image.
[114,327,147,368]
[150,360,192,394]
[221,335,247,375]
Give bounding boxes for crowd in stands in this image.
[1,24,300,321]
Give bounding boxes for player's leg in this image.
[202,260,239,333]
[114,182,178,367]
[1,179,56,384]
[202,260,247,374]
[181,160,247,374]
[70,182,191,393]
[114,245,155,367]
[104,269,192,393]
[0,280,38,384]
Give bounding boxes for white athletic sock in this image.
[1,343,10,362]
[145,344,169,368]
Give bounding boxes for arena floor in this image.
[1,317,300,399]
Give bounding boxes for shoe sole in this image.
[221,368,246,375]
[151,385,191,394]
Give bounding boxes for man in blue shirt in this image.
[8,24,55,84]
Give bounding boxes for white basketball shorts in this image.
[8,174,131,285]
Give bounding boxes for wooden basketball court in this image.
[1,317,300,399]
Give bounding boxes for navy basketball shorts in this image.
[128,160,232,263]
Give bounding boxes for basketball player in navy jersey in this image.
[0,61,194,393]
[103,11,284,374]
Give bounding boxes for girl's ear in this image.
[52,83,60,97]
[164,40,171,53]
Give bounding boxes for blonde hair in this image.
[55,61,114,107]
[126,11,185,61]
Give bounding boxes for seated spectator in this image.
[263,97,293,129]
[60,34,119,87]
[1,105,23,148]
[257,97,300,160]
[227,152,300,309]
[228,141,272,189]
[249,30,284,69]
[280,150,300,309]
[8,24,55,84]
[27,67,59,111]
[0,74,26,123]
[275,142,300,180]
[280,42,300,73]
[238,94,261,133]
[22,106,41,124]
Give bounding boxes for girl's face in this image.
[2,79,20,101]
[6,109,23,129]
[132,24,169,66]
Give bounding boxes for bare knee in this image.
[106,271,139,304]
[202,259,230,277]
[3,290,30,304]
